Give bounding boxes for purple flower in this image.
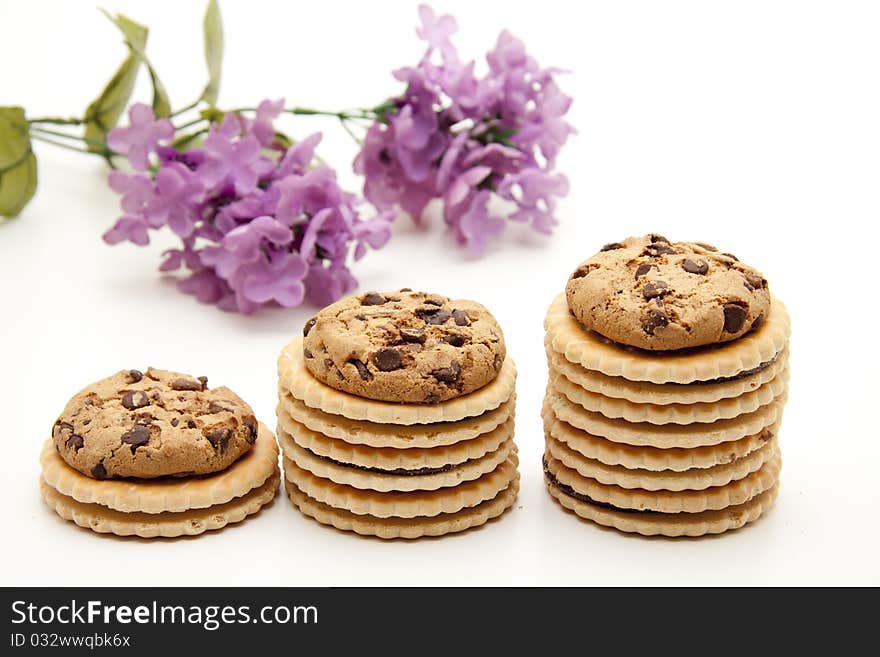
[247,98,285,146]
[450,190,504,255]
[200,115,273,195]
[107,103,174,171]
[102,215,150,246]
[355,5,573,254]
[147,164,204,237]
[106,104,392,314]
[107,171,153,216]
[303,263,357,308]
[417,4,458,63]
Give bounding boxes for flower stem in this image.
[30,134,94,155]
[27,116,84,126]
[175,116,208,132]
[29,126,111,151]
[286,107,376,121]
[338,118,364,146]
[172,128,208,149]
[169,99,202,118]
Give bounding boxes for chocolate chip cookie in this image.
[52,368,259,479]
[302,290,506,403]
[565,235,771,351]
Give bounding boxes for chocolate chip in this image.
[303,349,313,359]
[187,420,197,429]
[372,348,403,371]
[642,281,670,300]
[66,434,84,451]
[722,302,748,333]
[127,369,143,383]
[431,361,461,384]
[750,314,765,332]
[600,242,624,251]
[205,427,232,450]
[424,296,445,306]
[244,417,258,444]
[493,354,503,370]
[209,401,230,414]
[54,421,74,440]
[121,390,150,410]
[571,264,596,279]
[742,272,766,291]
[642,308,669,335]
[649,234,670,244]
[399,287,412,292]
[682,259,708,275]
[400,327,426,343]
[443,334,467,347]
[696,242,718,252]
[425,393,441,404]
[362,292,387,306]
[451,309,471,326]
[198,376,208,390]
[171,377,203,391]
[90,462,107,479]
[121,424,150,450]
[721,252,739,261]
[170,418,179,427]
[303,317,317,337]
[424,309,452,325]
[634,263,653,278]
[349,359,373,381]
[644,243,676,256]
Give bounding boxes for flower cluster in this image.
[104,102,393,313]
[355,5,573,255]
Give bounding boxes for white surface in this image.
[1,0,879,586]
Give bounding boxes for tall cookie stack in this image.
[542,235,790,537]
[40,368,279,538]
[277,289,519,539]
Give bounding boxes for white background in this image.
[1,0,878,586]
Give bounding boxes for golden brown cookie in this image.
[546,386,787,448]
[301,289,506,403]
[544,292,790,384]
[276,407,515,469]
[545,474,778,537]
[40,423,279,513]
[52,368,258,479]
[545,339,789,405]
[279,338,516,425]
[285,475,519,539]
[565,235,771,351]
[40,470,279,538]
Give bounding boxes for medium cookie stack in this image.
[41,368,279,538]
[542,235,790,537]
[277,289,519,539]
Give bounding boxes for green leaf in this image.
[101,10,171,117]
[0,152,37,218]
[0,108,38,218]
[104,11,147,50]
[82,13,149,151]
[146,65,171,117]
[200,0,224,105]
[0,107,29,171]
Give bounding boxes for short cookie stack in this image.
[41,368,279,538]
[542,235,791,537]
[276,289,519,539]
